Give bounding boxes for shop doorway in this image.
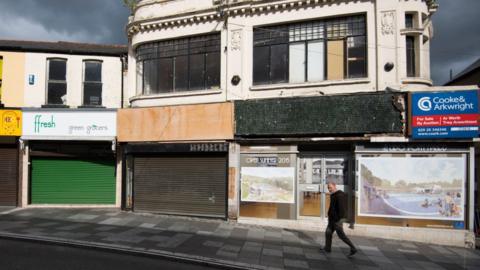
[298,155,349,219]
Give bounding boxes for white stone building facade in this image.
[127,0,437,107]
[122,1,480,249]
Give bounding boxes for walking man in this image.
[320,181,357,257]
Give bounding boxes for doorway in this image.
[298,155,349,219]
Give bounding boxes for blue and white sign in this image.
[411,90,479,139]
[28,74,35,85]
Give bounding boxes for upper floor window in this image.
[46,58,67,105]
[405,14,414,29]
[253,15,367,85]
[135,33,221,95]
[83,60,103,106]
[406,36,416,77]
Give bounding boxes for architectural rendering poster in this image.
[241,167,295,204]
[358,156,465,220]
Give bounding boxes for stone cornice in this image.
[127,0,438,38]
[127,0,340,38]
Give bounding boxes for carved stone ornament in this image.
[381,11,395,35]
[231,29,242,51]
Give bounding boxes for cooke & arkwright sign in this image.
[410,90,479,139]
[0,110,22,136]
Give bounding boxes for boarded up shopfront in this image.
[118,103,234,218]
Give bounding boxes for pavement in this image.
[0,208,479,270]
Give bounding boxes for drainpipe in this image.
[120,54,126,108]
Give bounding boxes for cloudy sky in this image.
[0,0,478,86]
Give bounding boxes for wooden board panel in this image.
[118,102,234,142]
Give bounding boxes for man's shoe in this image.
[348,249,357,257]
[319,246,331,253]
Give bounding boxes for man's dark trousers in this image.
[324,219,356,251]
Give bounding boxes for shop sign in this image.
[357,155,466,221]
[410,90,479,139]
[22,110,116,138]
[0,110,22,136]
[189,143,228,152]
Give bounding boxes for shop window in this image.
[406,36,417,77]
[355,153,467,229]
[83,60,102,106]
[239,153,297,220]
[135,33,221,94]
[46,58,67,105]
[253,15,367,85]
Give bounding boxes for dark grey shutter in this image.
[133,155,226,218]
[0,146,18,206]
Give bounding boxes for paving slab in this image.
[0,208,478,270]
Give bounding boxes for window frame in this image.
[82,59,103,106]
[252,14,367,86]
[406,35,416,77]
[46,58,68,106]
[135,33,221,95]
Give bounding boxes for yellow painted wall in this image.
[0,51,25,107]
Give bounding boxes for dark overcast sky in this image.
[0,0,478,86]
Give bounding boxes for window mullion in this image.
[304,41,308,82]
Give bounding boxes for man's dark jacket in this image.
[328,190,347,223]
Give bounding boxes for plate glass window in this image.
[83,61,102,106]
[47,59,67,105]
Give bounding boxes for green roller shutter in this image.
[31,157,115,204]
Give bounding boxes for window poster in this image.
[241,166,295,204]
[358,155,465,221]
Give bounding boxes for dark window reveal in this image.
[405,14,414,29]
[47,59,67,105]
[406,36,416,77]
[253,15,367,85]
[136,34,221,94]
[83,61,102,106]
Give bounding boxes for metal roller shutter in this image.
[31,157,116,204]
[0,146,18,206]
[134,155,227,218]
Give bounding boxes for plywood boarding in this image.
[117,102,234,142]
[327,40,344,80]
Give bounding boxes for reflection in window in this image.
[83,61,102,106]
[47,59,67,105]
